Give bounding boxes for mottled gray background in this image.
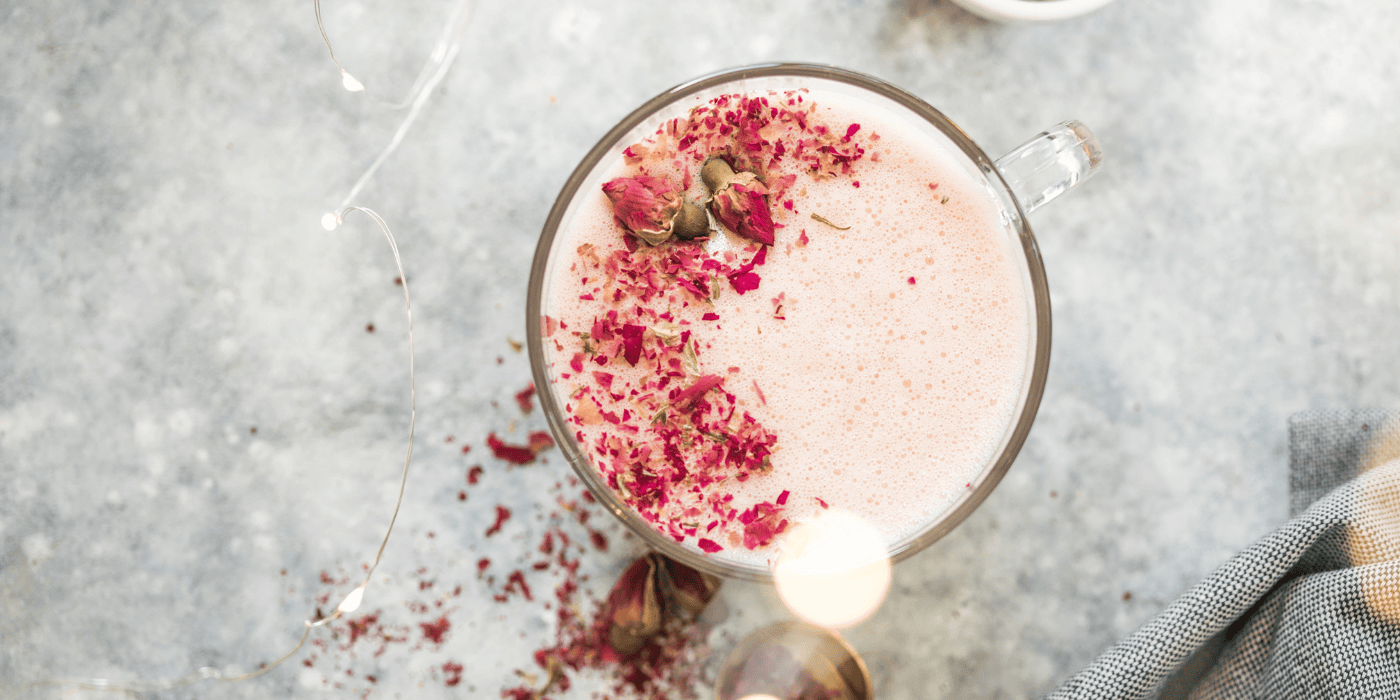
[3,0,1399,698]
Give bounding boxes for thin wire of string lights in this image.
[320,0,476,227]
[1,0,473,694]
[314,0,471,110]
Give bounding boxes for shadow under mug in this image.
[526,63,1101,581]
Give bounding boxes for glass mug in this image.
[526,63,1100,581]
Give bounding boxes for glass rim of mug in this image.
[526,62,1052,582]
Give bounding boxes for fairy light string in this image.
[314,0,473,110]
[323,206,420,618]
[1,1,473,695]
[4,627,315,696]
[317,0,475,217]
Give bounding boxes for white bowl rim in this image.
[948,0,1119,22]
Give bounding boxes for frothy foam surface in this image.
[542,86,1030,566]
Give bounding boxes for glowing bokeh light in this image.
[773,510,891,630]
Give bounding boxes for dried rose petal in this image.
[488,432,536,465]
[729,272,761,295]
[485,505,511,536]
[620,323,646,365]
[603,176,682,246]
[515,382,536,413]
[733,245,768,275]
[672,374,724,409]
[675,276,708,301]
[727,246,768,295]
[504,570,534,601]
[441,660,463,687]
[573,395,603,425]
[528,431,555,453]
[604,554,664,655]
[752,380,768,406]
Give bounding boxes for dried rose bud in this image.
[701,156,775,246]
[602,176,705,246]
[602,176,682,246]
[672,199,709,240]
[700,156,742,194]
[660,556,721,616]
[604,553,664,655]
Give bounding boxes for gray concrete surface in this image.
[3,0,1399,698]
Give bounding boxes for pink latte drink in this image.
[539,85,1031,568]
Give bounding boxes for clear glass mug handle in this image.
[994,120,1103,215]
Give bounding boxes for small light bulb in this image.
[321,212,339,231]
[337,585,366,614]
[341,70,365,92]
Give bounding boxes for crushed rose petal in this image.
[488,432,537,465]
[486,505,512,537]
[551,89,873,554]
[504,570,534,601]
[529,431,556,452]
[442,661,464,687]
[419,615,451,645]
[515,382,537,413]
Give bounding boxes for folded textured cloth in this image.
[1045,410,1400,700]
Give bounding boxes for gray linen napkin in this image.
[1044,410,1400,700]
